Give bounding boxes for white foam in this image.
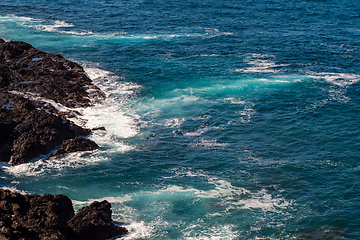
[72,195,132,206]
[163,168,210,179]
[1,187,29,195]
[81,66,141,139]
[184,224,238,240]
[161,118,185,128]
[117,221,154,240]
[308,71,360,87]
[88,131,135,153]
[0,14,35,23]
[184,127,210,136]
[67,169,290,239]
[3,64,139,174]
[190,139,229,148]
[236,106,256,123]
[0,14,93,36]
[114,27,233,41]
[224,98,247,105]
[236,54,288,74]
[138,179,288,214]
[1,15,233,40]
[72,195,155,240]
[226,189,292,212]
[159,169,292,213]
[2,151,108,177]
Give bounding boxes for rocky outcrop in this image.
[51,137,99,157]
[0,92,92,166]
[0,189,128,240]
[0,188,75,240]
[0,39,104,108]
[67,201,127,240]
[0,39,105,165]
[0,40,127,239]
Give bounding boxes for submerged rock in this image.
[0,189,128,240]
[0,38,104,165]
[297,227,346,240]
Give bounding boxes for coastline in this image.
[0,39,128,239]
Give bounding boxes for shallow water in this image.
[1,0,360,239]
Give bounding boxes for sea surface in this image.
[1,0,360,239]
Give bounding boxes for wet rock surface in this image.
[67,201,127,240]
[51,137,99,157]
[0,189,127,240]
[0,39,127,239]
[0,92,91,165]
[0,39,104,165]
[0,39,104,108]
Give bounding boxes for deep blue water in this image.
[1,0,360,239]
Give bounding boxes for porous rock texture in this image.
[0,38,105,165]
[51,137,99,157]
[0,39,104,107]
[0,189,128,240]
[67,201,127,240]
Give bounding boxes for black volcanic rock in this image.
[0,39,104,165]
[0,92,91,165]
[0,188,74,240]
[0,189,128,240]
[51,137,99,157]
[67,201,127,240]
[0,39,105,108]
[92,126,106,131]
[0,39,128,239]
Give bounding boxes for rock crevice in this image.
[0,39,104,165]
[0,189,128,240]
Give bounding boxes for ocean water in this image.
[1,0,360,239]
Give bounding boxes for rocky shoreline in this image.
[0,39,128,239]
[0,189,127,240]
[0,38,103,165]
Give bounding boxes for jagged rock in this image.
[0,92,92,165]
[0,39,105,108]
[0,39,105,165]
[51,137,99,157]
[67,201,127,240]
[0,189,127,240]
[0,189,74,240]
[92,126,106,131]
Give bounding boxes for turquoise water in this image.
[1,0,360,239]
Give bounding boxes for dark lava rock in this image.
[51,137,99,157]
[0,39,105,108]
[92,126,106,131]
[68,201,127,240]
[0,188,74,240]
[0,92,91,166]
[0,189,128,240]
[0,39,105,165]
